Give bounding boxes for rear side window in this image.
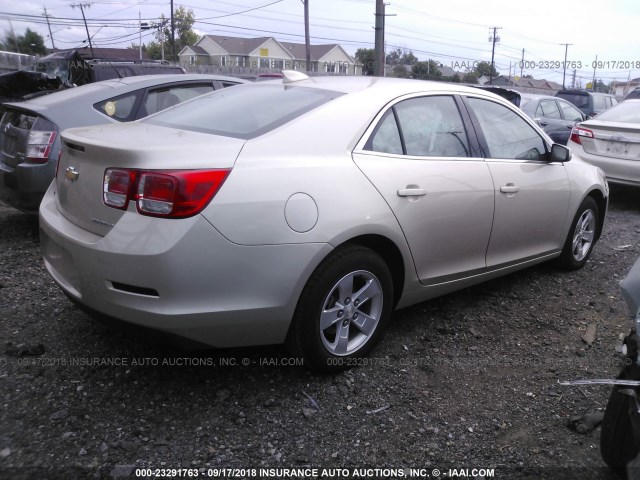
[146,84,343,139]
[365,95,470,157]
[94,91,143,121]
[466,97,547,161]
[142,84,214,116]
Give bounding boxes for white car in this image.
[568,99,640,186]
[40,72,608,371]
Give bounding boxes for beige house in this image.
[178,35,360,75]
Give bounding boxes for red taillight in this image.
[104,169,136,209]
[103,168,230,218]
[26,118,58,164]
[569,126,594,145]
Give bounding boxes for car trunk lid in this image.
[579,121,640,161]
[55,122,245,236]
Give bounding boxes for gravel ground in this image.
[1,185,639,480]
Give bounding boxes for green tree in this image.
[389,63,410,78]
[386,48,418,66]
[462,71,479,84]
[1,28,47,55]
[474,61,498,78]
[165,7,198,61]
[355,48,375,75]
[411,60,442,80]
[450,73,461,83]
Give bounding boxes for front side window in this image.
[466,97,547,161]
[365,96,470,157]
[558,101,583,122]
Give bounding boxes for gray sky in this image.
[2,0,639,86]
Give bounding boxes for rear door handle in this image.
[500,184,520,194]
[397,188,427,197]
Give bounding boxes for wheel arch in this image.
[586,188,607,243]
[338,234,406,308]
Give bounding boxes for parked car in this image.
[556,89,618,118]
[567,99,640,186]
[40,72,608,371]
[519,93,586,144]
[625,87,640,100]
[0,74,246,212]
[35,50,186,87]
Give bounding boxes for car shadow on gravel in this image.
[0,205,39,241]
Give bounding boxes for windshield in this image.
[146,84,343,140]
[594,101,640,123]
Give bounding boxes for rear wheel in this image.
[557,196,598,270]
[287,245,393,372]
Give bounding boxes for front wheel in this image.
[287,245,393,372]
[557,196,599,270]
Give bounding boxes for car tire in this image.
[557,196,599,270]
[287,245,393,372]
[601,383,640,476]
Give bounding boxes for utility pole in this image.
[374,0,385,76]
[43,7,56,49]
[571,69,576,89]
[302,0,311,72]
[8,19,20,53]
[561,43,572,89]
[488,26,501,85]
[71,3,94,58]
[520,48,524,79]
[592,55,597,91]
[170,0,176,63]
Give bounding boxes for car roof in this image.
[259,74,510,99]
[520,93,557,101]
[3,74,247,110]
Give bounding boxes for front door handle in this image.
[397,188,427,197]
[500,184,520,194]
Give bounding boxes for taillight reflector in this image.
[569,126,594,145]
[103,168,230,218]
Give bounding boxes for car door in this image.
[352,94,495,285]
[463,96,571,268]
[534,99,566,143]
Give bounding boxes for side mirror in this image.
[550,143,571,163]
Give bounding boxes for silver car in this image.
[568,99,640,186]
[40,72,609,371]
[0,74,246,212]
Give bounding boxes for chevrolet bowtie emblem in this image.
[65,166,80,182]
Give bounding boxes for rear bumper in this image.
[0,160,56,212]
[39,186,332,348]
[573,149,640,186]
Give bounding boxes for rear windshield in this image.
[145,84,343,139]
[556,92,589,108]
[594,101,640,123]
